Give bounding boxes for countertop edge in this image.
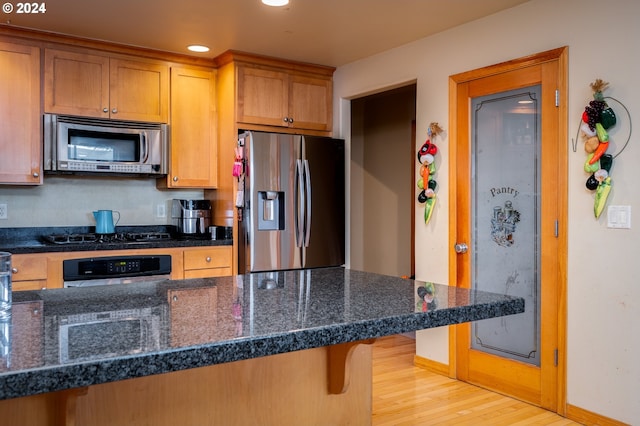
[0,296,524,400]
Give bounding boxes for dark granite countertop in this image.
[0,267,524,400]
[0,226,232,254]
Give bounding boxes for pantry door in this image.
[448,47,567,412]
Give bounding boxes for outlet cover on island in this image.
[607,205,631,229]
[0,203,7,220]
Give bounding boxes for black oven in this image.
[63,255,172,288]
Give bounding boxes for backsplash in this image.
[0,176,203,227]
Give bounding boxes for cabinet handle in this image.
[173,176,179,182]
[172,295,178,302]
[32,172,39,178]
[206,257,211,262]
[283,117,290,123]
[11,267,18,274]
[288,117,294,124]
[112,108,118,114]
[103,107,109,113]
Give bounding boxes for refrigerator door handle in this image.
[303,159,312,247]
[295,159,305,248]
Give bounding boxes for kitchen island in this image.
[0,268,524,425]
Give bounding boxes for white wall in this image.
[0,177,202,227]
[333,0,640,422]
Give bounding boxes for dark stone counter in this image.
[0,267,524,400]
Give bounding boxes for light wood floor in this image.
[372,335,582,426]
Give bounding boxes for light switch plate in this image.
[607,205,631,229]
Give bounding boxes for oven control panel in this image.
[63,255,172,281]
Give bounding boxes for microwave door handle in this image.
[141,132,149,163]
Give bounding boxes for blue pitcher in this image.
[93,210,120,234]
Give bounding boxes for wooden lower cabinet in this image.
[183,246,232,278]
[11,254,48,291]
[10,246,233,292]
[0,342,373,426]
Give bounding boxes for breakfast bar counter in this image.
[0,268,524,425]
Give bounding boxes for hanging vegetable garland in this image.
[581,79,616,218]
[417,122,444,223]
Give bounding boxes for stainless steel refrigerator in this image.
[238,131,345,273]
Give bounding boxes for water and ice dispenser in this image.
[257,191,284,231]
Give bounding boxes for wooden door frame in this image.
[447,47,568,414]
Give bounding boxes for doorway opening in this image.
[350,84,416,278]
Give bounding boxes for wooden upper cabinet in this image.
[110,58,169,123]
[288,73,332,131]
[237,66,290,127]
[44,49,110,118]
[44,48,169,123]
[0,41,42,185]
[236,63,333,132]
[165,66,217,188]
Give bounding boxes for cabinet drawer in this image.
[183,247,232,271]
[11,255,47,281]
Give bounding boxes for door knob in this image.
[454,243,468,254]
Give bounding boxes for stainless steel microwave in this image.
[44,114,168,176]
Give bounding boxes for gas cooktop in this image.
[42,232,173,245]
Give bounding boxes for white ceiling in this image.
[3,0,529,67]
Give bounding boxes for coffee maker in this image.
[172,199,212,237]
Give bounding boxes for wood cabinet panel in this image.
[11,254,47,282]
[236,64,333,131]
[110,58,168,122]
[289,73,332,131]
[165,66,217,188]
[237,66,290,127]
[44,49,110,118]
[0,41,42,185]
[44,48,168,123]
[183,247,232,270]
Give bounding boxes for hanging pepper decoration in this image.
[417,122,444,223]
[581,79,616,218]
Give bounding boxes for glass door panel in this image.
[470,85,541,366]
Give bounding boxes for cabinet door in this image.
[289,74,332,131]
[237,65,289,127]
[110,58,169,122]
[44,49,110,118]
[0,42,41,185]
[168,286,217,347]
[167,67,217,188]
[11,253,47,291]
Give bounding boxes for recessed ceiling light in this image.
[188,45,210,53]
[262,0,289,6]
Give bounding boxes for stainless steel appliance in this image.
[172,199,212,236]
[238,131,345,273]
[44,113,168,176]
[63,255,172,287]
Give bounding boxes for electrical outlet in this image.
[0,204,7,220]
[156,203,166,218]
